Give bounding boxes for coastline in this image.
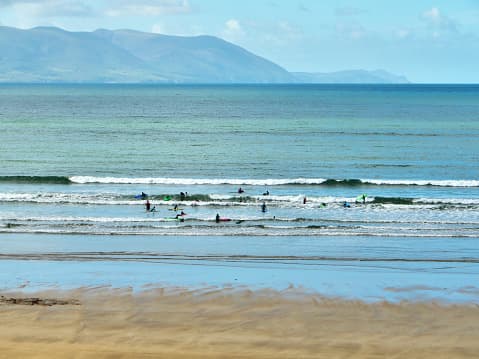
[1,286,479,358]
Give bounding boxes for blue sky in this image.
[0,0,478,83]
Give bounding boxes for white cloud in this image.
[423,7,441,23]
[226,19,241,32]
[106,0,190,17]
[1,0,93,17]
[222,18,244,41]
[422,7,457,35]
[151,23,164,34]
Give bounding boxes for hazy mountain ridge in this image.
[0,26,408,83]
[293,70,409,84]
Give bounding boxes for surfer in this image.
[145,199,151,211]
[150,206,156,212]
[238,187,244,194]
[173,204,179,211]
[263,190,269,196]
[343,201,351,208]
[141,192,147,199]
[174,214,185,221]
[355,194,367,204]
[216,213,220,223]
[261,202,267,213]
[303,197,307,204]
[180,192,187,200]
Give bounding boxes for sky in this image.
[0,0,478,83]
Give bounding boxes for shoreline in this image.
[1,286,479,358]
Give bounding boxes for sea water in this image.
[0,84,478,301]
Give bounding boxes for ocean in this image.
[1,83,478,301]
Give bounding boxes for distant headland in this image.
[0,26,409,84]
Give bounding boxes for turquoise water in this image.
[0,84,478,301]
[1,84,478,179]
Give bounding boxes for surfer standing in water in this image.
[261,202,267,213]
[355,194,367,204]
[238,187,244,194]
[216,213,220,223]
[145,199,151,211]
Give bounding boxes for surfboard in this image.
[356,194,367,202]
[163,217,184,222]
[168,208,184,211]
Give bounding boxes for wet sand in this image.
[1,286,479,358]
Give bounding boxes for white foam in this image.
[69,176,479,187]
[69,176,328,185]
[364,179,479,187]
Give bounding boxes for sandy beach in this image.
[0,287,478,358]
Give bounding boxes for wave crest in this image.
[69,176,479,187]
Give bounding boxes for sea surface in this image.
[0,84,478,302]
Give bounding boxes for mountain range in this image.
[0,26,409,84]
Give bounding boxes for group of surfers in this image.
[139,189,368,221]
